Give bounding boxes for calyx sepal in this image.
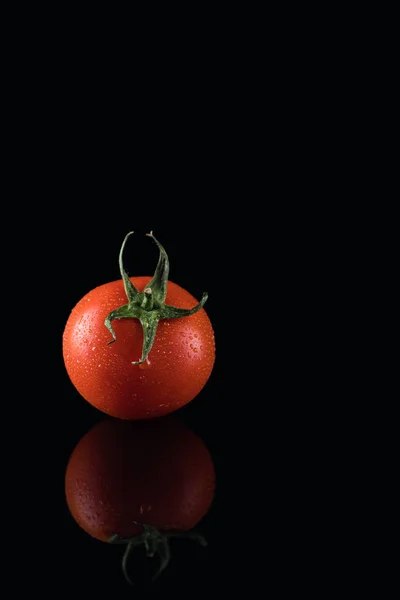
[104,231,207,365]
[109,523,207,584]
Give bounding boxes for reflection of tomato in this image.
[65,416,215,543]
[62,232,215,420]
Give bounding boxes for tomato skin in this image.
[63,276,215,419]
[65,416,215,542]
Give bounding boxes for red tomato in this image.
[62,233,215,419]
[65,416,216,543]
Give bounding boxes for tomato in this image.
[62,232,215,419]
[65,416,215,581]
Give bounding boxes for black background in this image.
[6,37,314,594]
[58,222,240,594]
[22,206,287,595]
[8,125,312,593]
[4,11,380,595]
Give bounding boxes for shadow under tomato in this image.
[65,415,216,586]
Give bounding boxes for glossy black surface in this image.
[14,199,298,595]
[52,222,251,594]
[7,54,340,592]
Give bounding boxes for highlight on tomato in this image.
[62,231,215,419]
[65,416,216,584]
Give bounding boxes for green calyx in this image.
[104,231,208,365]
[109,524,207,584]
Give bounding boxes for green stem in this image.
[109,524,207,585]
[145,231,169,304]
[104,232,208,365]
[119,232,139,302]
